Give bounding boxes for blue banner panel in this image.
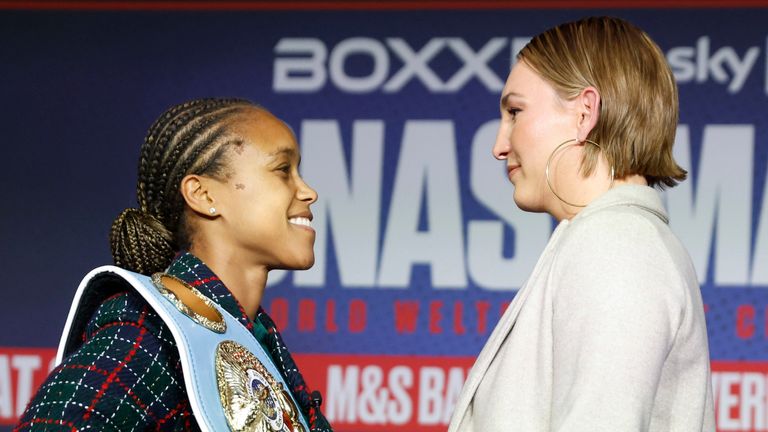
[1,5,767,431]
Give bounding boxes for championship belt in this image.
[57,266,310,432]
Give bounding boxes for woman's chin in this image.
[513,192,542,213]
[296,257,315,270]
[276,254,315,271]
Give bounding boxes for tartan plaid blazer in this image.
[15,252,332,431]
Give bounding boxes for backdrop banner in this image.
[1,5,767,431]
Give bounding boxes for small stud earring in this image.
[209,207,216,215]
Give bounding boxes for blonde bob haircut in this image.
[519,16,686,188]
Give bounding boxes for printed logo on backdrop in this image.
[667,36,762,93]
[273,37,531,93]
[273,36,768,94]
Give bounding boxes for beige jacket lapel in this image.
[448,220,570,432]
[448,279,535,431]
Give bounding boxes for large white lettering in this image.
[0,356,11,419]
[273,37,531,93]
[292,119,764,290]
[326,365,359,422]
[383,38,448,93]
[272,38,327,92]
[667,125,754,285]
[329,38,390,93]
[417,367,444,425]
[12,355,40,417]
[298,120,384,287]
[740,372,766,428]
[275,36,762,95]
[387,366,413,424]
[417,366,465,425]
[0,353,48,421]
[324,363,466,426]
[712,371,768,430]
[378,121,467,288]
[752,178,768,284]
[442,38,506,92]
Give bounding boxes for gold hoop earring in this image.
[545,138,615,208]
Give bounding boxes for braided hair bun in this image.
[110,208,175,274]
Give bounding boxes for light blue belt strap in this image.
[57,265,311,432]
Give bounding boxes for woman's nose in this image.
[297,176,318,204]
[492,129,510,160]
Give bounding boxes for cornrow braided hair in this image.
[110,98,255,275]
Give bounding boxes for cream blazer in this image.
[448,185,715,432]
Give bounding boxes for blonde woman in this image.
[448,17,714,432]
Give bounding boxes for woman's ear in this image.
[180,174,218,218]
[576,86,601,143]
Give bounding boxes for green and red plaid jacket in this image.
[15,252,332,431]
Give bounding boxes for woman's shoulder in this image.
[82,289,173,344]
[561,202,675,256]
[551,201,696,308]
[16,287,193,431]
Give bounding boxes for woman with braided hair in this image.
[16,98,333,431]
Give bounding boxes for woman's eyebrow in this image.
[268,147,297,159]
[500,92,524,110]
[268,147,301,167]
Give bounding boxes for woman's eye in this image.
[277,164,291,174]
[507,108,521,118]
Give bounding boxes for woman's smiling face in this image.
[211,108,318,270]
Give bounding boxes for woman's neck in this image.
[189,244,268,320]
[552,173,648,221]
